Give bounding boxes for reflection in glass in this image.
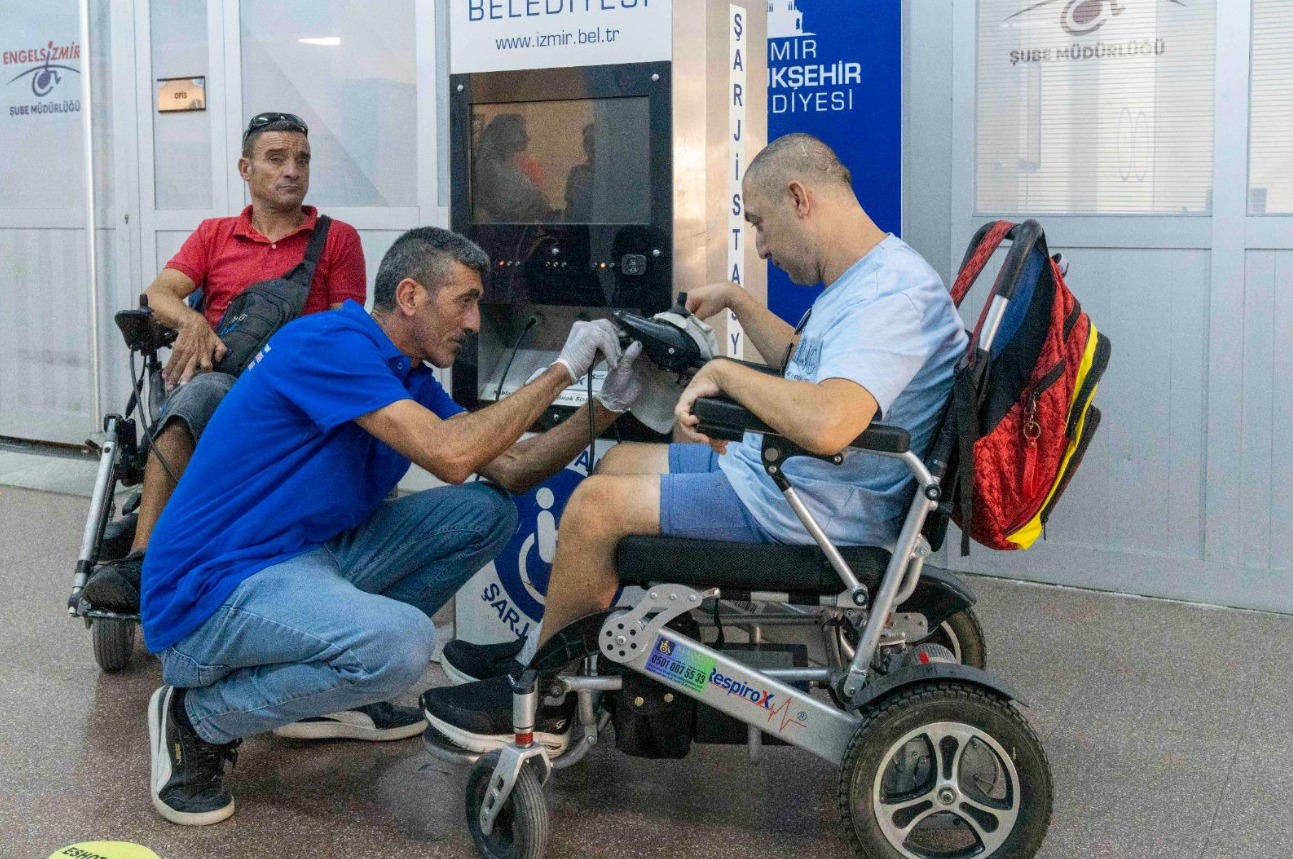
[470,97,650,225]
[240,0,416,207]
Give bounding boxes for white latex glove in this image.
[553,319,622,383]
[595,340,644,413]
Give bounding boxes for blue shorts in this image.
[658,444,772,544]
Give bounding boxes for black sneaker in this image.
[82,550,144,612]
[441,637,526,685]
[271,701,425,741]
[148,685,239,826]
[420,675,574,755]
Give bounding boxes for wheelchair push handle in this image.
[691,396,910,455]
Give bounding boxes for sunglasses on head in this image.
[243,112,308,139]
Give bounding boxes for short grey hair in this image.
[373,227,490,311]
[745,133,853,198]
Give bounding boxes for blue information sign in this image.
[765,0,902,325]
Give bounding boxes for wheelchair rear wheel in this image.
[835,607,986,674]
[91,618,136,672]
[922,608,986,669]
[466,750,550,859]
[837,681,1052,859]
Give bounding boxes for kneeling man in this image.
[425,133,969,753]
[142,227,643,826]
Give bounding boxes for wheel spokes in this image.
[955,794,1020,855]
[876,792,943,841]
[873,721,1024,859]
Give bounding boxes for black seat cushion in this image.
[615,535,891,596]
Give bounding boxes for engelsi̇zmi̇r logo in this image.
[1007,0,1186,38]
[5,40,81,98]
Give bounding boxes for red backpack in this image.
[932,221,1111,554]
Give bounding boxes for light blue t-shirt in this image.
[718,235,967,547]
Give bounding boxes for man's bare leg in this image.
[130,421,195,553]
[593,440,670,476]
[535,470,662,648]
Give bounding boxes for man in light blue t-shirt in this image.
[428,134,968,755]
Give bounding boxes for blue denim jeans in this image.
[160,482,518,744]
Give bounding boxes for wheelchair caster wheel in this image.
[466,750,550,859]
[837,681,1052,859]
[91,618,136,672]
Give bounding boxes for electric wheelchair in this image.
[425,230,1056,859]
[67,301,174,670]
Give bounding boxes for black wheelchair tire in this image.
[837,681,1052,859]
[465,750,550,859]
[92,618,136,672]
[914,608,986,670]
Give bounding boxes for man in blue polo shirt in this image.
[142,226,642,826]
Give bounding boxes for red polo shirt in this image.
[165,205,367,327]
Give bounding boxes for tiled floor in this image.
[2,483,1289,859]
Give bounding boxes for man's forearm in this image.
[144,276,203,330]
[710,360,870,454]
[438,365,573,481]
[728,288,795,367]
[479,400,620,494]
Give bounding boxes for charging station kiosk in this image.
[451,0,768,646]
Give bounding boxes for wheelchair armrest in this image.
[724,358,781,376]
[692,396,911,454]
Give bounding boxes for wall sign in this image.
[450,0,673,74]
[976,0,1215,215]
[765,0,901,325]
[455,440,631,645]
[156,76,205,112]
[726,4,747,359]
[0,2,84,209]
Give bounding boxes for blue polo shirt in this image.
[140,300,464,653]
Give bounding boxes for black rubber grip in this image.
[691,397,910,454]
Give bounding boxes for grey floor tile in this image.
[1037,725,1231,859]
[3,485,1293,859]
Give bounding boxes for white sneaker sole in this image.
[424,711,570,756]
[272,717,425,742]
[148,687,235,826]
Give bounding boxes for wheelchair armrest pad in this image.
[724,358,781,376]
[691,396,911,454]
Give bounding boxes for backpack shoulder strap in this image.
[275,214,333,316]
[301,214,332,271]
[950,220,1014,307]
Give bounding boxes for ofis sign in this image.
[450,0,672,74]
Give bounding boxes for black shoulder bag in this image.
[211,215,333,376]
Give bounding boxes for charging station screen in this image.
[471,97,651,225]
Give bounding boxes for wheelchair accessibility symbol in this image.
[492,461,585,622]
[8,42,80,98]
[517,487,558,605]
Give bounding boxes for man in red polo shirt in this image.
[83,112,366,614]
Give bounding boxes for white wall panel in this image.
[0,229,94,441]
[1272,251,1293,572]
[1243,250,1293,574]
[155,231,190,273]
[355,230,403,308]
